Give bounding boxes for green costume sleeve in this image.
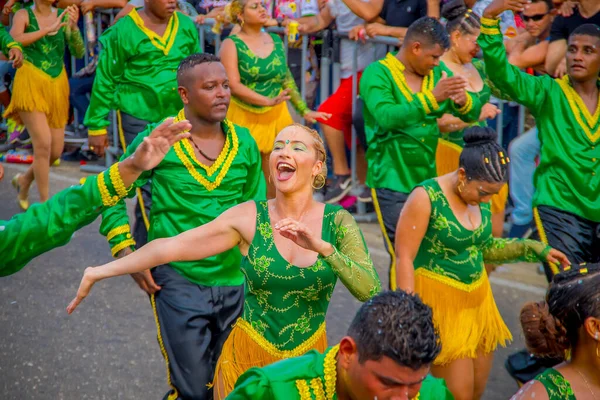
[65,25,85,59]
[226,368,275,400]
[0,28,22,56]
[481,238,551,265]
[418,376,455,400]
[323,210,382,301]
[450,91,483,123]
[360,63,442,134]
[0,165,130,276]
[99,125,154,256]
[84,27,127,136]
[282,69,309,116]
[241,133,267,201]
[478,17,548,116]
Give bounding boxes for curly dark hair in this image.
[347,290,441,370]
[404,17,450,51]
[177,53,221,86]
[520,263,600,360]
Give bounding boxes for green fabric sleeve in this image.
[0,29,21,56]
[323,210,382,301]
[83,26,128,134]
[283,68,308,116]
[226,368,275,400]
[482,238,551,264]
[65,26,85,59]
[450,91,483,123]
[360,63,442,134]
[99,124,155,256]
[0,167,130,276]
[478,18,549,116]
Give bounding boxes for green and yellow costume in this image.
[534,369,576,399]
[214,201,381,397]
[84,9,200,138]
[4,7,84,128]
[0,164,129,277]
[227,345,454,400]
[225,33,309,153]
[415,179,551,365]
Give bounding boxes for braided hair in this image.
[520,263,600,360]
[459,126,509,183]
[442,0,481,35]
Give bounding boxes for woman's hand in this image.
[304,110,331,124]
[269,89,291,106]
[66,266,98,314]
[80,0,95,15]
[479,103,501,122]
[66,5,80,30]
[546,248,571,270]
[275,218,334,256]
[8,47,23,68]
[44,9,68,36]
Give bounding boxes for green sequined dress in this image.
[534,369,576,399]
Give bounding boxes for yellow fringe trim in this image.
[106,224,132,242]
[150,294,179,400]
[213,319,328,399]
[129,9,179,55]
[230,96,275,114]
[109,162,129,197]
[556,76,600,143]
[3,61,69,128]
[110,239,136,257]
[372,188,397,290]
[533,208,559,276]
[415,270,512,366]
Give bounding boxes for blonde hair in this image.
[224,0,247,24]
[286,123,328,189]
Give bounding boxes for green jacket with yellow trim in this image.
[479,16,600,222]
[360,52,483,194]
[0,28,22,56]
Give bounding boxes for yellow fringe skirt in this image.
[226,99,294,153]
[4,61,70,129]
[213,318,328,399]
[436,139,509,214]
[415,269,512,366]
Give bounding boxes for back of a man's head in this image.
[347,290,441,370]
[404,17,450,51]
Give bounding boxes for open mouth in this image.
[276,162,296,181]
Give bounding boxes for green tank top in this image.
[442,59,492,146]
[227,33,289,112]
[535,369,576,399]
[240,201,343,351]
[24,7,67,78]
[413,179,492,285]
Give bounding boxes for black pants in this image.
[151,265,244,400]
[372,188,410,289]
[120,111,152,248]
[535,205,600,282]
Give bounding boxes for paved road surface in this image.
[0,161,548,400]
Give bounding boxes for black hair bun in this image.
[463,126,498,146]
[441,0,468,22]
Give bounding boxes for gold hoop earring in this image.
[268,174,272,184]
[457,180,465,193]
[312,174,325,190]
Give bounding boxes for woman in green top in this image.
[66,124,381,398]
[514,263,600,400]
[436,0,508,241]
[395,126,569,400]
[219,0,330,197]
[7,1,84,210]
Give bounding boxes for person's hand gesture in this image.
[275,218,333,256]
[546,248,571,269]
[66,5,80,29]
[269,89,291,106]
[365,22,389,38]
[45,9,68,36]
[80,0,95,15]
[304,110,331,124]
[130,118,192,172]
[483,0,530,19]
[479,103,501,121]
[8,47,23,68]
[66,266,97,314]
[432,71,468,103]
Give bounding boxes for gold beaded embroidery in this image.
[556,76,600,143]
[323,345,339,400]
[98,171,118,207]
[109,163,129,197]
[310,378,326,399]
[296,380,311,400]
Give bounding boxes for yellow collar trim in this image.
[172,110,239,191]
[129,9,179,56]
[556,76,600,143]
[379,53,435,103]
[174,109,232,176]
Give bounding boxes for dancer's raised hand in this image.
[67,267,97,314]
[275,218,334,256]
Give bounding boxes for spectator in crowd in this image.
[220,0,328,198]
[113,0,197,22]
[360,16,482,289]
[6,3,84,211]
[79,0,127,14]
[545,0,600,77]
[505,0,555,238]
[68,55,97,135]
[84,0,199,253]
[299,0,384,204]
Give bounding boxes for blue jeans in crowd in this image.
[68,75,95,120]
[508,127,540,226]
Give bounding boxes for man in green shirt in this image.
[359,16,482,289]
[227,290,453,400]
[84,0,201,255]
[479,0,600,280]
[99,53,265,400]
